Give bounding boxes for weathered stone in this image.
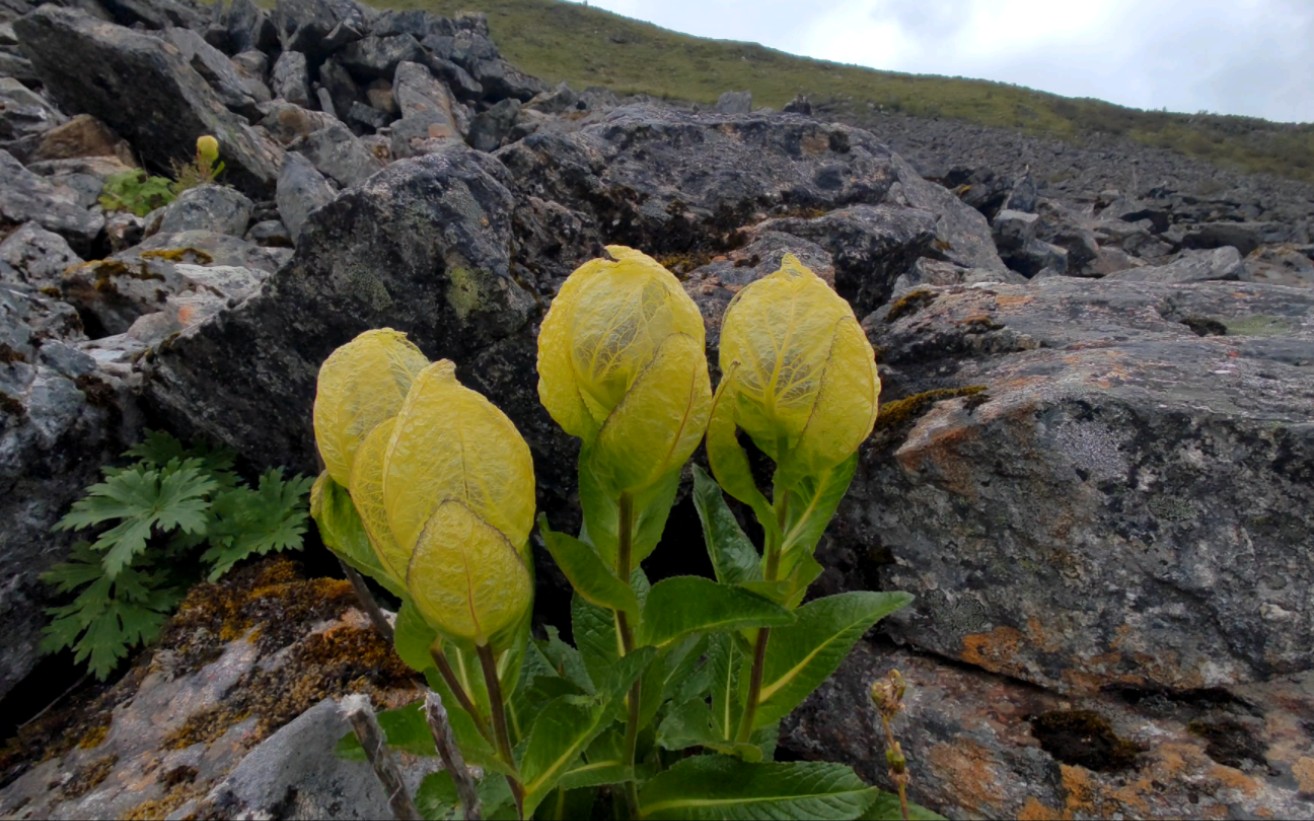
[1181,221,1295,257]
[759,204,938,315]
[345,100,389,131]
[275,149,335,242]
[1105,246,1244,284]
[991,208,1038,253]
[230,49,267,81]
[0,221,82,289]
[0,76,66,142]
[525,81,580,115]
[258,100,339,145]
[98,0,200,30]
[26,155,135,210]
[289,121,384,188]
[338,33,423,79]
[392,61,458,128]
[0,149,103,254]
[887,155,1006,272]
[467,97,519,152]
[245,218,291,248]
[273,0,369,60]
[1243,244,1314,287]
[0,560,422,818]
[365,78,397,116]
[781,641,1314,820]
[143,149,536,471]
[147,184,254,237]
[0,283,136,701]
[316,57,362,125]
[714,90,752,114]
[892,256,1028,294]
[270,49,312,108]
[448,20,542,102]
[16,6,285,195]
[23,114,135,165]
[162,26,263,116]
[837,277,1314,694]
[0,48,37,84]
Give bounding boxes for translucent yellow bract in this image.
[312,328,429,487]
[537,246,712,493]
[716,254,880,478]
[383,360,536,562]
[407,500,533,643]
[349,417,405,583]
[196,134,220,165]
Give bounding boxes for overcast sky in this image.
[566,0,1314,124]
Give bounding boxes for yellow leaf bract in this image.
[313,328,429,487]
[717,254,880,478]
[537,246,712,493]
[349,417,405,584]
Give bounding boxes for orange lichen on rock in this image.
[1291,756,1314,794]
[925,739,1002,817]
[959,626,1027,678]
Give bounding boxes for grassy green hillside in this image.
[387,0,1314,184]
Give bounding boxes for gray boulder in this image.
[276,150,336,242]
[1243,244,1314,287]
[467,97,519,152]
[273,0,370,59]
[0,283,137,701]
[161,26,265,116]
[0,149,103,254]
[289,121,385,187]
[148,183,254,237]
[838,276,1314,694]
[389,60,463,157]
[270,49,312,108]
[1181,221,1295,257]
[0,76,66,141]
[143,148,537,473]
[714,90,752,114]
[338,33,423,79]
[16,5,285,195]
[0,221,82,289]
[1105,246,1244,283]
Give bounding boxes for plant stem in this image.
[429,642,491,743]
[614,492,642,820]
[737,495,790,744]
[339,559,394,645]
[423,691,481,821]
[477,643,526,821]
[342,694,423,821]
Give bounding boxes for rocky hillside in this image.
[1,0,1312,817]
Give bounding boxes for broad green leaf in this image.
[415,769,515,821]
[571,595,616,691]
[707,632,744,741]
[704,374,776,534]
[860,791,946,821]
[638,576,793,648]
[691,465,760,586]
[336,700,437,759]
[776,549,825,610]
[540,517,639,616]
[753,591,913,728]
[639,756,878,820]
[520,649,654,814]
[778,454,858,557]
[393,599,439,674]
[656,699,762,761]
[556,760,629,791]
[310,472,403,596]
[539,625,595,695]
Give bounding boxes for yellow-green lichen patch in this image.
[445,266,488,320]
[873,385,988,435]
[885,288,938,322]
[60,754,119,799]
[1222,314,1291,337]
[139,247,214,265]
[154,558,359,675]
[655,249,720,277]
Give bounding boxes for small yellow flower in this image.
[196,135,220,166]
[709,254,880,490]
[537,246,712,494]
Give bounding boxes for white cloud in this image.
[566,0,1314,122]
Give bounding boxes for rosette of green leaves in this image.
[537,245,712,568]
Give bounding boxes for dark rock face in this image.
[0,283,138,698]
[144,148,537,477]
[0,148,102,253]
[833,277,1314,694]
[16,5,284,195]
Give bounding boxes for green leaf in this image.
[539,517,639,616]
[753,591,913,729]
[691,465,761,586]
[778,454,858,557]
[860,791,946,821]
[539,625,595,695]
[336,700,438,759]
[520,649,654,814]
[393,598,439,675]
[200,468,314,580]
[656,699,762,761]
[707,632,744,741]
[310,472,403,597]
[571,594,617,690]
[124,430,236,478]
[55,460,217,579]
[639,576,793,648]
[639,756,878,820]
[415,769,516,820]
[578,453,681,568]
[39,544,181,680]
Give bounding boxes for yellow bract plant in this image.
[537,245,712,496]
[312,332,534,646]
[709,254,880,499]
[312,328,428,488]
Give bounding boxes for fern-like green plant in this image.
[98,169,178,217]
[42,432,314,680]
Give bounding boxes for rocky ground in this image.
[1,0,1312,817]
